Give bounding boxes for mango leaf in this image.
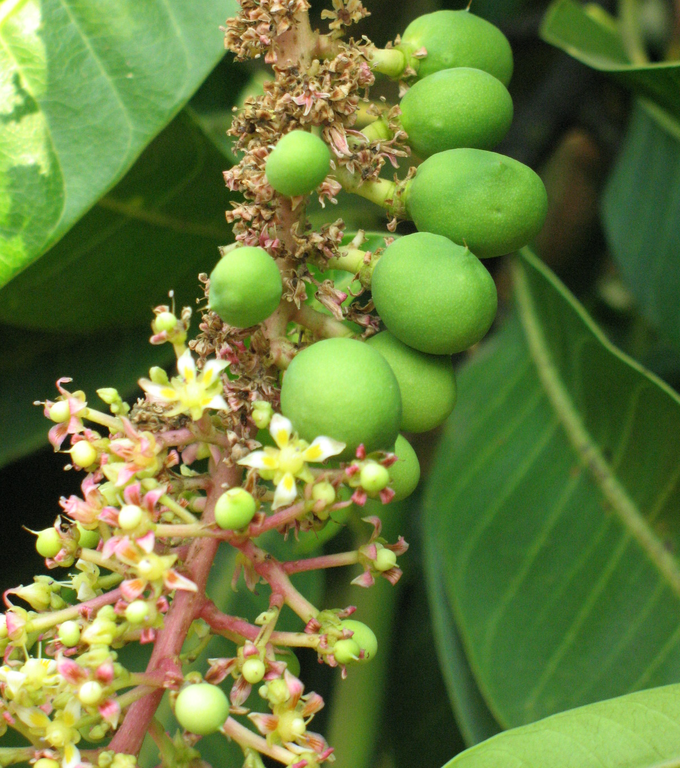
[0,107,233,333]
[0,323,173,468]
[0,0,237,288]
[602,103,680,347]
[540,0,680,121]
[443,683,680,768]
[423,249,680,729]
[422,521,501,746]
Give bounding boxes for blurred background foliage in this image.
[3,0,680,767]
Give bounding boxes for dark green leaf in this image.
[424,250,680,728]
[0,110,233,332]
[602,103,680,346]
[0,323,173,468]
[422,518,501,746]
[443,684,680,768]
[540,0,680,121]
[0,0,238,287]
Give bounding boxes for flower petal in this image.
[138,380,180,403]
[269,414,293,449]
[302,436,346,463]
[164,570,198,593]
[237,450,279,471]
[177,349,197,382]
[273,473,298,509]
[201,359,229,386]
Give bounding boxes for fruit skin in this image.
[399,10,513,85]
[214,488,257,530]
[366,331,457,432]
[265,130,331,197]
[209,246,283,329]
[400,68,513,158]
[174,683,230,735]
[338,619,378,663]
[404,149,548,259]
[388,435,420,502]
[280,338,402,460]
[371,233,497,355]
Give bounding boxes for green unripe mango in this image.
[280,338,401,460]
[404,149,548,259]
[400,10,513,85]
[389,435,420,501]
[371,233,497,355]
[400,68,513,158]
[266,130,331,197]
[338,619,378,663]
[209,246,283,328]
[366,331,457,432]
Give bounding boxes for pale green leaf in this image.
[424,250,680,728]
[0,0,237,288]
[444,683,680,768]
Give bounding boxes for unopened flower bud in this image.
[149,367,169,385]
[252,400,273,429]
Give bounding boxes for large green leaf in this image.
[423,520,501,746]
[0,0,237,288]
[540,0,680,121]
[424,249,680,729]
[0,108,233,332]
[602,103,680,346]
[0,323,173,467]
[444,683,680,768]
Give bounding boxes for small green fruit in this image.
[266,130,331,197]
[70,441,97,469]
[400,68,513,158]
[175,683,230,735]
[360,462,390,494]
[280,338,402,459]
[48,401,71,423]
[125,600,150,624]
[388,435,420,502]
[339,619,377,663]
[371,233,497,355]
[242,657,266,684]
[366,331,457,431]
[209,247,283,328]
[58,620,81,647]
[404,148,548,258]
[400,10,513,85]
[375,547,397,571]
[333,638,360,665]
[76,523,100,549]
[214,488,257,530]
[36,528,62,559]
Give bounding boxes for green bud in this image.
[214,488,257,530]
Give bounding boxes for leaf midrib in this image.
[512,257,680,601]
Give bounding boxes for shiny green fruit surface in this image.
[339,619,378,662]
[280,338,401,459]
[400,68,513,158]
[404,149,548,258]
[389,435,420,501]
[174,683,229,735]
[371,232,497,354]
[265,130,331,197]
[400,10,513,85]
[366,331,457,432]
[208,246,282,328]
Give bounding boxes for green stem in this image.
[327,248,366,273]
[368,47,408,79]
[360,118,393,143]
[333,166,404,216]
[325,501,407,768]
[292,304,355,339]
[159,494,198,524]
[0,747,35,767]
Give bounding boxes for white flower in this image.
[139,350,229,421]
[238,414,345,509]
